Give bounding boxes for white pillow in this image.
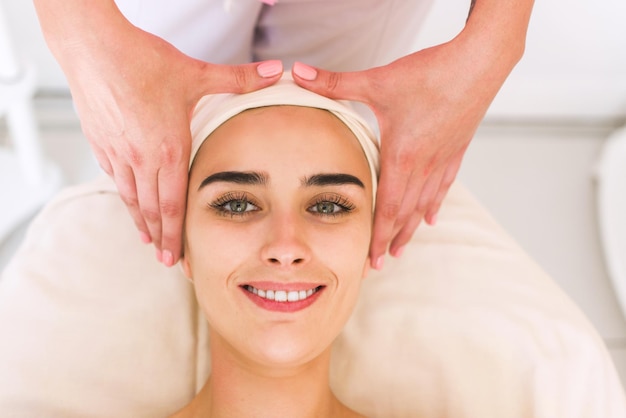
[1,176,624,417]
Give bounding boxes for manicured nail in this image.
[374,256,385,270]
[140,231,152,244]
[392,245,405,258]
[429,213,438,226]
[257,60,283,78]
[162,250,174,267]
[293,62,317,81]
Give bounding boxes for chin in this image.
[246,331,331,368]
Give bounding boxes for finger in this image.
[389,210,423,257]
[424,187,447,227]
[369,158,423,269]
[134,163,163,253]
[414,165,446,225]
[110,160,152,245]
[387,169,442,256]
[155,152,189,267]
[385,172,422,241]
[197,60,284,95]
[424,151,464,224]
[291,62,374,103]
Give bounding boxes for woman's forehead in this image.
[193,106,370,177]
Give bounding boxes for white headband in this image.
[190,73,380,203]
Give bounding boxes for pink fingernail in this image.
[140,231,152,244]
[257,60,283,78]
[293,62,317,81]
[430,213,438,226]
[374,256,385,270]
[162,250,174,267]
[393,246,405,258]
[156,249,163,263]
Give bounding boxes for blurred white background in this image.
[1,0,626,382]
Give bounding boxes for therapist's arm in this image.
[33,0,282,266]
[293,0,534,269]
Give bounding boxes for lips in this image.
[242,284,323,302]
[240,283,326,312]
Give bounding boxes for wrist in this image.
[33,0,130,63]
[455,0,534,75]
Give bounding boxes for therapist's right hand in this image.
[43,4,283,267]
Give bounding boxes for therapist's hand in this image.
[34,0,283,267]
[293,37,520,269]
[79,42,282,267]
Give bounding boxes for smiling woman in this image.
[173,76,379,417]
[1,76,625,418]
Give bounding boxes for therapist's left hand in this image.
[292,39,514,270]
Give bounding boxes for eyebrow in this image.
[303,173,365,189]
[198,171,364,190]
[198,171,268,190]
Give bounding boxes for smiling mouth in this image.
[241,284,325,303]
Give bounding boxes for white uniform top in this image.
[114,0,434,70]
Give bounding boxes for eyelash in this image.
[308,194,355,218]
[209,192,356,218]
[210,192,260,218]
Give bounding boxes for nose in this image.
[260,213,311,267]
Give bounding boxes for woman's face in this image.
[183,105,373,368]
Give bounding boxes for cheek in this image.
[184,217,256,287]
[185,223,252,330]
[312,224,369,343]
[313,218,371,269]
[310,219,370,308]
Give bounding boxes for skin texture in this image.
[33,0,534,270]
[178,106,370,417]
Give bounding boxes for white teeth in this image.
[244,285,321,302]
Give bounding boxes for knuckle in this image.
[120,192,140,210]
[159,140,184,166]
[127,144,144,166]
[378,202,401,221]
[394,209,413,227]
[416,198,431,214]
[325,72,341,93]
[140,207,161,224]
[232,66,249,93]
[160,199,183,219]
[388,148,419,174]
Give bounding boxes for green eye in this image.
[315,201,339,214]
[228,200,249,213]
[308,194,355,218]
[211,192,259,217]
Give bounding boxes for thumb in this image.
[198,60,283,95]
[292,62,371,103]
